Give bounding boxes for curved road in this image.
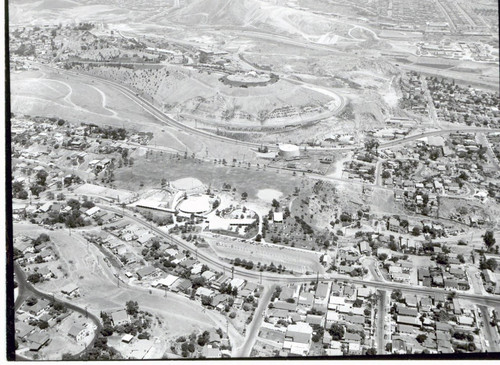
[14,263,102,360]
[36,65,500,155]
[97,204,500,308]
[41,64,345,151]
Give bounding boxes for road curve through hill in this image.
[41,64,346,150]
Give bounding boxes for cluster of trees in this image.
[73,22,95,31]
[329,324,345,341]
[294,215,314,235]
[219,282,238,296]
[43,199,88,228]
[452,331,474,342]
[233,257,254,270]
[176,330,213,358]
[141,210,174,226]
[480,257,497,271]
[85,125,127,140]
[29,318,49,330]
[100,302,151,338]
[483,231,496,251]
[12,181,29,200]
[14,43,36,56]
[27,272,43,284]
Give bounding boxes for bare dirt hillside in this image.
[165,0,352,39]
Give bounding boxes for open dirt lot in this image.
[203,235,323,274]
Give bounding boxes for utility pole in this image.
[231,267,234,280]
[85,306,88,318]
[259,271,262,285]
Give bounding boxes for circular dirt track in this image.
[171,177,205,192]
[220,72,278,87]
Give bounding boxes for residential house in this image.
[297,292,315,312]
[136,266,156,280]
[27,331,50,351]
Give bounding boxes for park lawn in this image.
[113,154,304,200]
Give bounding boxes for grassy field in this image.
[114,154,304,200]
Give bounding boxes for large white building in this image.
[278,144,300,160]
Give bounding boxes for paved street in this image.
[235,285,274,357]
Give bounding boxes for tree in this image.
[241,192,248,200]
[34,233,50,245]
[353,299,363,308]
[436,253,448,265]
[329,324,344,340]
[18,190,29,200]
[101,325,114,337]
[13,181,25,198]
[312,326,324,342]
[412,226,421,236]
[38,320,49,329]
[27,273,42,284]
[66,198,81,211]
[82,200,95,209]
[482,258,498,271]
[366,348,377,355]
[36,170,49,186]
[197,330,210,346]
[391,289,402,302]
[26,296,38,306]
[30,184,44,197]
[378,253,388,262]
[416,334,427,344]
[125,301,139,316]
[381,171,391,179]
[483,231,496,250]
[364,139,379,153]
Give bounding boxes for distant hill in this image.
[8,0,144,25]
[164,0,351,39]
[9,0,352,41]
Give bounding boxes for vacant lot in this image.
[204,235,323,274]
[11,69,159,129]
